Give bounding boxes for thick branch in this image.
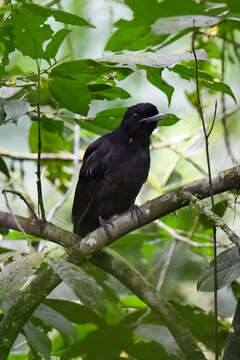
[0,165,240,254]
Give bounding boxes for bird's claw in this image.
[99,216,114,239]
[130,204,144,223]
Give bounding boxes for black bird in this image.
[72,103,166,237]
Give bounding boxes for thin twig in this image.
[188,193,240,248]
[2,190,38,220]
[155,219,216,247]
[35,58,46,222]
[156,240,177,292]
[2,191,30,242]
[0,150,81,162]
[192,21,219,359]
[207,101,217,138]
[153,132,207,175]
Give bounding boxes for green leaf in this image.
[49,77,91,115]
[51,59,132,84]
[225,0,240,13]
[0,23,16,65]
[170,64,236,102]
[4,231,42,242]
[34,303,77,338]
[106,0,204,51]
[99,49,208,69]
[171,300,228,352]
[23,321,51,360]
[0,157,10,178]
[88,84,130,101]
[45,28,71,60]
[3,99,29,122]
[152,15,219,35]
[106,25,167,52]
[45,300,103,328]
[121,295,147,309]
[52,259,105,314]
[0,253,43,301]
[12,7,53,59]
[44,299,103,325]
[25,3,94,28]
[76,107,127,135]
[198,246,240,291]
[159,113,181,127]
[138,66,174,106]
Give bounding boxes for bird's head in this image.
[121,103,166,140]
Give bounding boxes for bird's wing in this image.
[71,136,108,229]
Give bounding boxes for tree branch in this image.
[1,165,240,359]
[0,165,240,253]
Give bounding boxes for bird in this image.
[72,103,166,237]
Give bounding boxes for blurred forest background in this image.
[0,0,240,359]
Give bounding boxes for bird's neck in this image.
[112,124,150,147]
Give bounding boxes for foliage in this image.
[0,0,239,359]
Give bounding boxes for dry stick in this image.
[192,23,219,359]
[187,193,240,248]
[221,36,237,165]
[2,190,38,220]
[35,58,46,222]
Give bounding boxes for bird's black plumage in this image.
[72,103,165,237]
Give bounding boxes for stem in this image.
[35,58,46,222]
[192,24,219,359]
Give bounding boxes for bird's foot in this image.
[99,216,114,239]
[130,204,144,223]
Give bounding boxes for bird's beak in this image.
[140,113,166,123]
